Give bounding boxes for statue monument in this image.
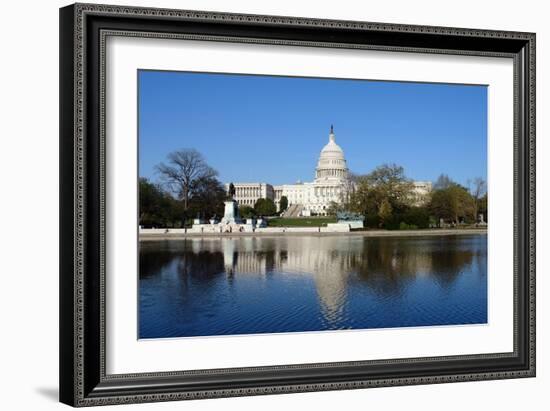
[336,211,365,229]
[221,182,242,224]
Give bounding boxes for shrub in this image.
[254,198,277,216]
[239,205,256,219]
[399,222,418,230]
[365,214,380,228]
[402,207,430,229]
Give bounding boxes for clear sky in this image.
[139,70,487,187]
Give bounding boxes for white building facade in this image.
[227,126,432,216]
[224,183,274,208]
[411,181,433,206]
[272,126,352,216]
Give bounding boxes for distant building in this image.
[411,181,433,206]
[227,126,432,216]
[224,183,274,208]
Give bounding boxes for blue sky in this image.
[139,70,487,186]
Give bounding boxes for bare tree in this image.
[434,174,454,190]
[337,174,357,208]
[470,177,487,222]
[155,149,218,211]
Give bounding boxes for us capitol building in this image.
[226,126,432,217]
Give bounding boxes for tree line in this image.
[330,164,487,229]
[140,149,487,229]
[139,149,285,227]
[139,149,227,227]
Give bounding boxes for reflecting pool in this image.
[139,234,487,338]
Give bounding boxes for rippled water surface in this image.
[139,235,487,338]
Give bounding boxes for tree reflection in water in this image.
[139,235,487,338]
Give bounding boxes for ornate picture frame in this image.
[59,3,535,407]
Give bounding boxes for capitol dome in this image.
[315,125,349,182]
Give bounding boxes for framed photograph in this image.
[59,3,535,407]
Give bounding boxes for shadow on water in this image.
[139,235,487,338]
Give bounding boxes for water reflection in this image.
[139,235,487,338]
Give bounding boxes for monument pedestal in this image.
[221,200,242,224]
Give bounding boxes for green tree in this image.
[478,193,488,222]
[348,176,377,217]
[402,206,430,229]
[239,205,257,219]
[162,196,185,227]
[186,175,226,221]
[366,164,414,209]
[468,177,487,223]
[378,198,393,228]
[139,177,162,225]
[254,198,277,216]
[139,178,184,227]
[429,184,474,225]
[348,164,414,227]
[279,196,288,213]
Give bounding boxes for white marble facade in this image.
[227,126,431,216]
[411,181,433,206]
[224,183,274,208]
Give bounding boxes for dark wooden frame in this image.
[60,3,536,407]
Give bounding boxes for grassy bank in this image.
[267,217,337,227]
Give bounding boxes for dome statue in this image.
[315,125,349,182]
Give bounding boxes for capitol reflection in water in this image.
[139,235,487,339]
